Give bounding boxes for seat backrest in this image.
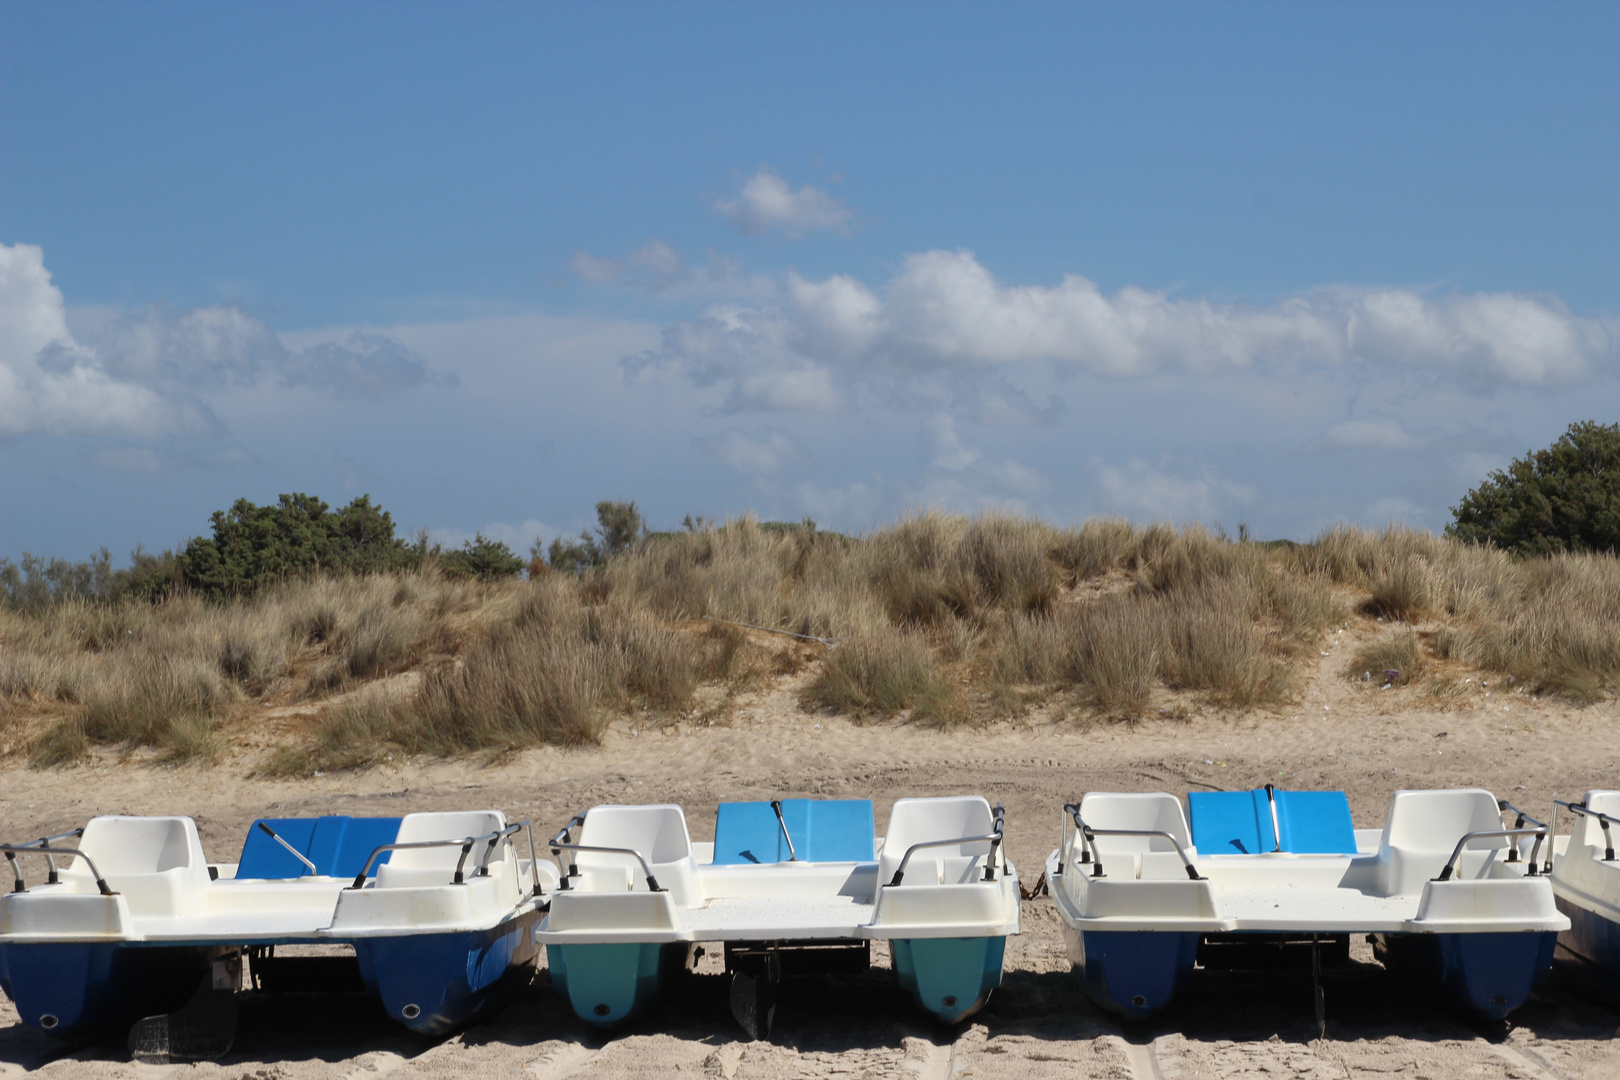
[1188,789,1357,856]
[1188,791,1272,855]
[711,800,874,865]
[388,811,507,870]
[1077,793,1192,856]
[1377,789,1505,894]
[1274,790,1358,855]
[879,797,992,884]
[578,805,691,866]
[236,816,402,879]
[1580,790,1620,852]
[1381,789,1504,854]
[79,816,205,876]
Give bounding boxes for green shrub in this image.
[1449,421,1620,556]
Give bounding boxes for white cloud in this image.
[0,242,455,450]
[698,430,805,476]
[0,243,208,439]
[716,166,853,238]
[569,239,774,303]
[1092,457,1258,522]
[924,413,980,471]
[643,249,1617,413]
[1315,417,1422,452]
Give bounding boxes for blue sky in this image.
[3,1,1617,560]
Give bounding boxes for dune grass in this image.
[6,513,1620,770]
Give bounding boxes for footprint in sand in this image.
[525,1040,603,1078]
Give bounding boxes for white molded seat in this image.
[374,811,507,890]
[1077,793,1194,858]
[880,797,995,886]
[67,816,210,914]
[1377,789,1505,895]
[1579,791,1620,854]
[575,805,696,902]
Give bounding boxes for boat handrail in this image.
[0,842,117,896]
[1495,800,1547,865]
[349,821,541,893]
[770,800,798,862]
[885,803,1004,887]
[548,812,664,893]
[2,828,84,891]
[1434,827,1548,882]
[1554,799,1619,862]
[1062,802,1202,881]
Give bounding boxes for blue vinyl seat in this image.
[235,815,403,879]
[711,799,875,864]
[1187,790,1356,855]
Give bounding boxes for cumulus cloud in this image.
[697,430,806,476]
[0,242,455,447]
[1092,457,1258,521]
[716,166,853,238]
[1314,417,1423,453]
[0,243,209,439]
[641,249,1617,413]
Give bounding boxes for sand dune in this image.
[4,643,1620,1078]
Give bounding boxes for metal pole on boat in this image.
[1264,784,1282,853]
[256,822,318,876]
[769,801,798,862]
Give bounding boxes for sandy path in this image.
[4,639,1620,1077]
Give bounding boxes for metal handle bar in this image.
[886,809,1005,887]
[3,829,85,891]
[1063,803,1202,881]
[349,825,515,890]
[548,842,664,892]
[0,844,117,896]
[1264,784,1283,854]
[1555,800,1619,861]
[257,822,318,876]
[770,800,798,862]
[1496,800,1547,864]
[1434,827,1548,882]
[548,810,664,892]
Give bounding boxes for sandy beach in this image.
[5,640,1620,1079]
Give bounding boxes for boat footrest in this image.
[1198,933,1351,971]
[247,946,367,994]
[723,939,871,977]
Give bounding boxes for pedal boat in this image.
[1547,791,1620,998]
[0,810,557,1046]
[1045,787,1565,1020]
[535,796,1019,1035]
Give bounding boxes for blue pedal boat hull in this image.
[355,908,543,1036]
[1065,928,1200,1020]
[1372,930,1557,1019]
[1553,895,1620,1001]
[545,941,690,1028]
[892,935,1006,1023]
[0,941,214,1041]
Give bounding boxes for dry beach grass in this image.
[5,512,1620,773]
[5,513,1620,1076]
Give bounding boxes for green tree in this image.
[545,500,647,572]
[441,533,524,579]
[180,492,414,596]
[1448,421,1620,556]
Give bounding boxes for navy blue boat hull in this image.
[355,908,543,1036]
[1372,930,1557,1019]
[1553,895,1620,1001]
[0,941,213,1042]
[1066,928,1201,1019]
